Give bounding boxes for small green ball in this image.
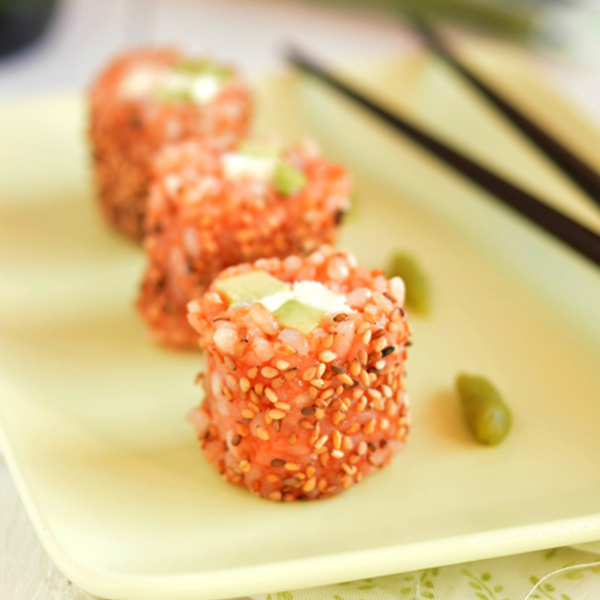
[456,373,511,445]
[274,161,307,196]
[385,252,430,316]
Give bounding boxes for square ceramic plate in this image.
[1,39,600,600]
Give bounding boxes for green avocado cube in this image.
[215,270,289,306]
[152,87,193,103]
[174,59,233,81]
[274,161,307,196]
[273,299,325,334]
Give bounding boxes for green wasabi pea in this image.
[385,252,430,316]
[456,373,512,445]
[274,161,307,196]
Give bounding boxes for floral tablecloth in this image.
[255,546,600,600]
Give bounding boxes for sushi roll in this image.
[137,138,352,348]
[89,48,252,241]
[187,246,411,500]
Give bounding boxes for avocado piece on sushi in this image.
[273,299,326,334]
[274,161,307,195]
[215,271,290,306]
[173,58,234,81]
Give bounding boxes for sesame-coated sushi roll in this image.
[137,138,351,348]
[89,48,252,241]
[187,246,411,500]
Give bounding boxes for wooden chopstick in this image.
[285,46,600,270]
[409,13,600,211]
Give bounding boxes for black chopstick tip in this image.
[284,45,325,81]
[283,44,305,66]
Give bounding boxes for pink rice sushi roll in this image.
[187,245,411,500]
[89,48,252,241]
[137,138,352,348]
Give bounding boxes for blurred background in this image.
[0,0,600,115]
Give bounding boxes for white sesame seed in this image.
[314,435,329,449]
[264,387,278,403]
[261,366,279,378]
[319,351,337,363]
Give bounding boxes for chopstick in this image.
[409,13,600,211]
[285,46,600,270]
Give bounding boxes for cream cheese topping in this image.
[121,66,223,104]
[259,281,353,315]
[221,153,278,181]
[190,74,222,103]
[120,65,167,98]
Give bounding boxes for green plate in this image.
[1,38,600,600]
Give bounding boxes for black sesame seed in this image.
[186,259,195,273]
[330,365,347,374]
[334,210,345,225]
[301,406,316,416]
[271,459,285,467]
[381,346,395,357]
[367,441,377,452]
[231,434,241,447]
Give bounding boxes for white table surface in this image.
[1,1,600,598]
